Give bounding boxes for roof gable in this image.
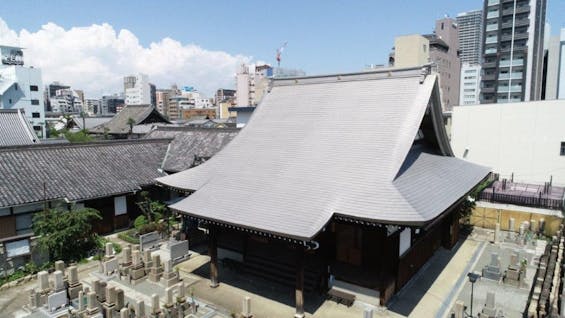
[0,109,39,147]
[90,105,170,135]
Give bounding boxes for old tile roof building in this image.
[0,109,40,147]
[146,126,239,173]
[0,139,170,239]
[89,105,170,138]
[157,66,490,314]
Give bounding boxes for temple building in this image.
[157,66,490,316]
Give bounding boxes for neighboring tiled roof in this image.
[157,66,490,241]
[72,116,113,130]
[90,105,170,135]
[0,109,39,147]
[146,126,239,172]
[0,139,170,208]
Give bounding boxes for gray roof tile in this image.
[0,109,39,147]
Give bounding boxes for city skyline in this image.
[1,0,564,97]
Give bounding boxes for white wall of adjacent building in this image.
[451,100,565,185]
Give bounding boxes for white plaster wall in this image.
[451,100,565,185]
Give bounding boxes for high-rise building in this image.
[545,28,565,100]
[84,99,101,115]
[457,10,484,65]
[480,0,547,104]
[391,35,430,68]
[0,45,46,138]
[124,73,151,105]
[457,10,484,106]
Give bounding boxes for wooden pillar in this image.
[209,225,219,288]
[295,246,305,318]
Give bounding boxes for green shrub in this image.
[134,215,148,230]
[117,229,139,245]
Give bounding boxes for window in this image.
[561,142,565,156]
[30,85,38,91]
[32,112,40,118]
[8,99,12,104]
[33,126,41,131]
[31,99,39,105]
[423,44,427,53]
[114,196,127,216]
[14,83,18,91]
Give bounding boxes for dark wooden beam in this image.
[295,246,305,318]
[209,225,219,288]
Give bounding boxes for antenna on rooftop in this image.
[276,42,288,68]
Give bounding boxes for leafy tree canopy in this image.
[32,207,102,262]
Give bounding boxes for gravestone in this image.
[140,231,160,251]
[54,260,65,277]
[78,291,86,311]
[148,254,163,282]
[105,242,114,258]
[38,270,49,292]
[53,270,65,292]
[453,300,465,318]
[115,288,124,310]
[169,240,190,264]
[28,288,39,309]
[482,252,502,281]
[135,300,146,317]
[87,291,100,315]
[47,290,67,313]
[494,223,500,242]
[165,286,175,308]
[539,219,545,234]
[481,291,497,317]
[93,280,107,302]
[161,259,179,287]
[151,294,161,315]
[67,265,83,299]
[130,250,147,285]
[120,307,128,318]
[242,296,252,318]
[104,258,119,276]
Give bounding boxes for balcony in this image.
[485,36,498,44]
[478,180,564,210]
[485,48,498,55]
[482,74,496,81]
[482,61,498,69]
[498,72,523,80]
[488,0,500,5]
[487,11,500,19]
[486,24,499,32]
[481,87,496,93]
[497,85,522,93]
[499,59,524,67]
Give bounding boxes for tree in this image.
[127,117,136,137]
[64,130,93,143]
[32,207,102,262]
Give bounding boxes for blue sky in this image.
[1,0,564,95]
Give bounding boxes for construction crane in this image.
[276,42,287,68]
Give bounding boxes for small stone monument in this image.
[53,270,65,292]
[115,288,124,310]
[105,242,114,259]
[480,291,497,317]
[130,250,147,285]
[120,307,129,318]
[148,254,163,282]
[161,259,179,287]
[135,299,146,317]
[453,300,465,318]
[482,252,502,281]
[86,291,100,315]
[93,279,107,302]
[151,294,161,315]
[28,288,39,310]
[164,286,175,309]
[494,223,500,242]
[242,296,252,318]
[67,266,83,299]
[54,260,66,278]
[102,286,116,317]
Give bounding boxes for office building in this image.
[236,64,273,107]
[124,73,151,105]
[101,94,125,115]
[460,64,482,105]
[0,45,45,138]
[480,0,547,103]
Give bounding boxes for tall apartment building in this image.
[480,0,547,104]
[0,45,45,138]
[457,10,484,65]
[124,73,151,105]
[457,10,484,105]
[84,98,101,115]
[101,94,125,115]
[545,28,565,100]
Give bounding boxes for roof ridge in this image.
[0,138,172,152]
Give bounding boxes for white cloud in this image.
[0,18,252,97]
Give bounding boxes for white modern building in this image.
[0,45,45,138]
[236,64,273,107]
[545,28,565,100]
[124,73,151,106]
[84,98,101,115]
[451,100,565,185]
[459,64,482,105]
